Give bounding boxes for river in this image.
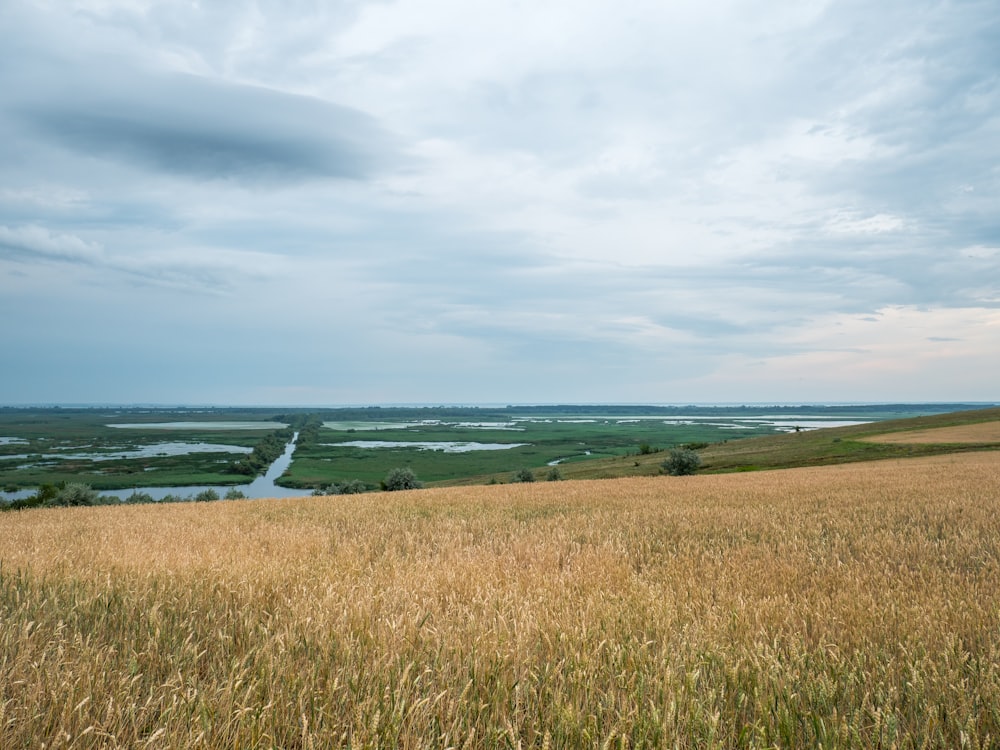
[0,432,313,503]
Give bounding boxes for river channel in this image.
[0,432,313,503]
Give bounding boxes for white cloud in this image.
[684,306,1000,402]
[0,225,104,264]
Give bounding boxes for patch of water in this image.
[323,420,435,431]
[0,442,253,462]
[738,419,871,430]
[548,450,592,466]
[323,420,524,431]
[108,421,288,430]
[452,422,524,430]
[0,437,28,446]
[329,440,529,452]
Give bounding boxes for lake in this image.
[329,440,529,452]
[108,421,288,430]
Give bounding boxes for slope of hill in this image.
[489,405,1000,483]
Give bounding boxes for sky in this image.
[1,0,998,406]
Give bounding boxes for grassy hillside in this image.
[452,405,1000,484]
[2,451,999,748]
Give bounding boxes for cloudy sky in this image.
[1,0,998,406]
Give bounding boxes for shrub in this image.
[340,479,369,494]
[661,448,702,476]
[511,468,535,483]
[195,489,220,502]
[546,467,563,481]
[316,479,370,496]
[2,494,44,511]
[124,491,155,504]
[49,483,99,507]
[382,468,423,491]
[224,489,246,500]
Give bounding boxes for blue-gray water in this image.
[1,432,312,503]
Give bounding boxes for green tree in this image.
[49,483,99,507]
[382,467,423,491]
[511,467,535,483]
[546,467,563,481]
[195,489,220,502]
[661,448,702,476]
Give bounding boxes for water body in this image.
[323,420,437,431]
[0,432,312,503]
[736,419,871,431]
[329,440,529,452]
[2,442,253,465]
[548,450,592,466]
[108,421,288,430]
[323,420,524,431]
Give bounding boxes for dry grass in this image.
[2,452,999,748]
[863,421,1000,445]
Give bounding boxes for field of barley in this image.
[864,420,1000,445]
[2,451,999,748]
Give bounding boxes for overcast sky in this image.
[1,0,998,406]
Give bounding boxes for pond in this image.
[323,420,524,431]
[108,421,288,430]
[1,442,253,465]
[328,440,529,452]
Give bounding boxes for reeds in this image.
[1,452,999,748]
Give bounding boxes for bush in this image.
[2,494,44,511]
[546,467,563,481]
[661,448,702,476]
[195,489,220,502]
[382,467,422,491]
[315,479,369,496]
[511,468,535,483]
[49,483,99,507]
[124,491,155,504]
[224,488,246,500]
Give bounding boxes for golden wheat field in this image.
[865,421,1000,445]
[2,452,1000,749]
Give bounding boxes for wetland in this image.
[0,403,985,501]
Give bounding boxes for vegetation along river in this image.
[0,432,312,503]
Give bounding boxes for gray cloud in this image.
[0,225,104,264]
[0,1,398,185]
[13,72,390,183]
